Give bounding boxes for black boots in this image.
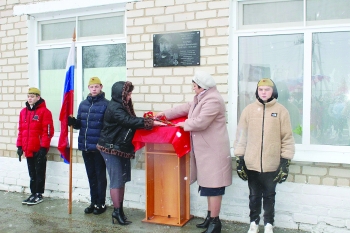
[84,203,95,214]
[120,202,130,221]
[93,204,107,215]
[196,211,211,228]
[202,217,222,233]
[112,208,131,225]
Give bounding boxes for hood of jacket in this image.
[111,81,135,117]
[255,79,279,104]
[25,98,46,111]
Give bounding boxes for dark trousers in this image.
[26,154,47,194]
[247,170,277,225]
[82,151,107,205]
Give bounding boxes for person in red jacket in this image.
[16,87,54,205]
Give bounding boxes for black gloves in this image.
[36,147,48,159]
[236,156,248,181]
[273,158,291,183]
[17,146,23,162]
[68,116,77,127]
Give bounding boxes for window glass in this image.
[311,31,350,146]
[238,34,304,143]
[39,48,77,132]
[241,0,303,26]
[307,0,350,21]
[82,44,126,99]
[40,20,76,41]
[79,15,124,38]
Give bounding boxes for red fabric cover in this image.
[132,117,191,157]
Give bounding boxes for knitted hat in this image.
[88,77,102,86]
[28,87,40,96]
[257,78,274,87]
[192,70,216,90]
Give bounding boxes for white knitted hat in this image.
[192,70,216,89]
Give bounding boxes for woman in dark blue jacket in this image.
[97,81,165,225]
[68,77,109,215]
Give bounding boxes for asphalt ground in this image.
[0,191,307,233]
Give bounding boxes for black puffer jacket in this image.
[97,81,153,158]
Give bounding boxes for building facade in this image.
[1,0,350,232]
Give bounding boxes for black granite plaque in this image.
[153,31,200,67]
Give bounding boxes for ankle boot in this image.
[202,217,221,233]
[112,208,131,225]
[196,211,211,228]
[120,201,130,222]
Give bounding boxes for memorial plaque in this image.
[153,31,200,67]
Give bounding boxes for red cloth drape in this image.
[132,117,191,157]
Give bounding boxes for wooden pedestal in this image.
[142,143,193,226]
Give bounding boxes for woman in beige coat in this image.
[156,70,232,233]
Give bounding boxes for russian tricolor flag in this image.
[58,40,75,163]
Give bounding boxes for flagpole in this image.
[68,29,76,214]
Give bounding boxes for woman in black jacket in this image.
[97,81,164,225]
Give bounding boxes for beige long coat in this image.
[164,87,232,188]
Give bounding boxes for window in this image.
[311,31,350,146]
[238,34,304,144]
[237,0,350,30]
[238,0,304,29]
[232,0,350,162]
[12,0,134,147]
[37,13,126,133]
[307,0,350,25]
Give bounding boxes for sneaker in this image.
[93,204,107,215]
[27,194,43,205]
[22,194,35,205]
[264,223,273,233]
[84,203,95,214]
[248,221,259,233]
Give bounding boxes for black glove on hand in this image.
[68,116,77,127]
[273,158,291,183]
[37,147,48,159]
[17,146,23,162]
[236,156,248,181]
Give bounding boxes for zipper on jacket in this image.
[124,129,131,142]
[260,103,266,173]
[85,102,94,150]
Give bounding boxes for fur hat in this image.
[88,77,102,86]
[192,70,216,90]
[28,87,40,96]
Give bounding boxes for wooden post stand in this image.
[142,143,193,226]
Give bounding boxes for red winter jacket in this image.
[16,98,54,157]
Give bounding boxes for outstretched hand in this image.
[154,112,165,120]
[153,120,167,126]
[175,122,185,128]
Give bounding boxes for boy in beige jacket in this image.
[234,78,295,233]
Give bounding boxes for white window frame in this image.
[229,0,350,164]
[13,0,139,149]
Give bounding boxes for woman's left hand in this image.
[175,122,185,128]
[153,120,167,126]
